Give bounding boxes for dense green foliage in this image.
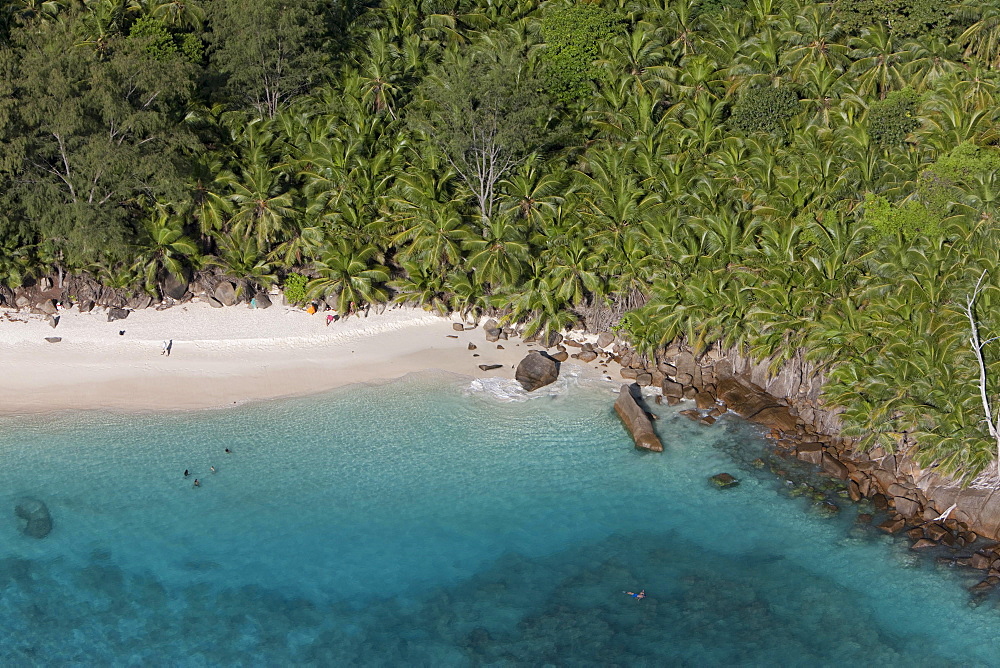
[867,87,920,145]
[834,0,955,37]
[5,0,1000,480]
[729,84,800,135]
[541,4,623,104]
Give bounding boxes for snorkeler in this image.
[624,590,646,600]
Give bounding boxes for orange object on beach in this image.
[306,304,316,315]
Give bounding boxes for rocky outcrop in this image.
[127,294,153,310]
[614,384,663,452]
[15,498,52,538]
[107,307,129,322]
[214,281,238,306]
[160,270,189,301]
[484,319,503,342]
[253,291,272,309]
[515,352,559,391]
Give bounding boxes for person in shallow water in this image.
[193,479,200,487]
[624,590,646,600]
[184,469,189,477]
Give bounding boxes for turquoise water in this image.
[1,371,1000,665]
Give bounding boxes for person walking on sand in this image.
[161,340,173,356]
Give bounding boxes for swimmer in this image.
[184,469,189,477]
[193,479,200,487]
[225,448,232,454]
[624,590,646,600]
[210,466,216,473]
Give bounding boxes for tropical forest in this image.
[3,0,1000,478]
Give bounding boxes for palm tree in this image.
[463,217,530,290]
[392,203,470,270]
[848,25,908,99]
[306,240,390,311]
[959,5,1000,69]
[228,162,298,249]
[503,271,577,338]
[208,229,279,294]
[147,0,204,28]
[389,261,450,313]
[132,206,200,295]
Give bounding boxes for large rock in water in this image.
[614,384,663,452]
[15,498,52,538]
[515,351,559,391]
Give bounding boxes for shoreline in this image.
[0,302,619,416]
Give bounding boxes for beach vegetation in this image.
[6,0,1000,479]
[282,273,309,306]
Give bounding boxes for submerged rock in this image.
[515,351,559,391]
[709,473,739,489]
[814,500,841,516]
[15,497,52,538]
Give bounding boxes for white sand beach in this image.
[0,300,618,414]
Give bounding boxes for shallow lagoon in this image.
[1,372,999,665]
